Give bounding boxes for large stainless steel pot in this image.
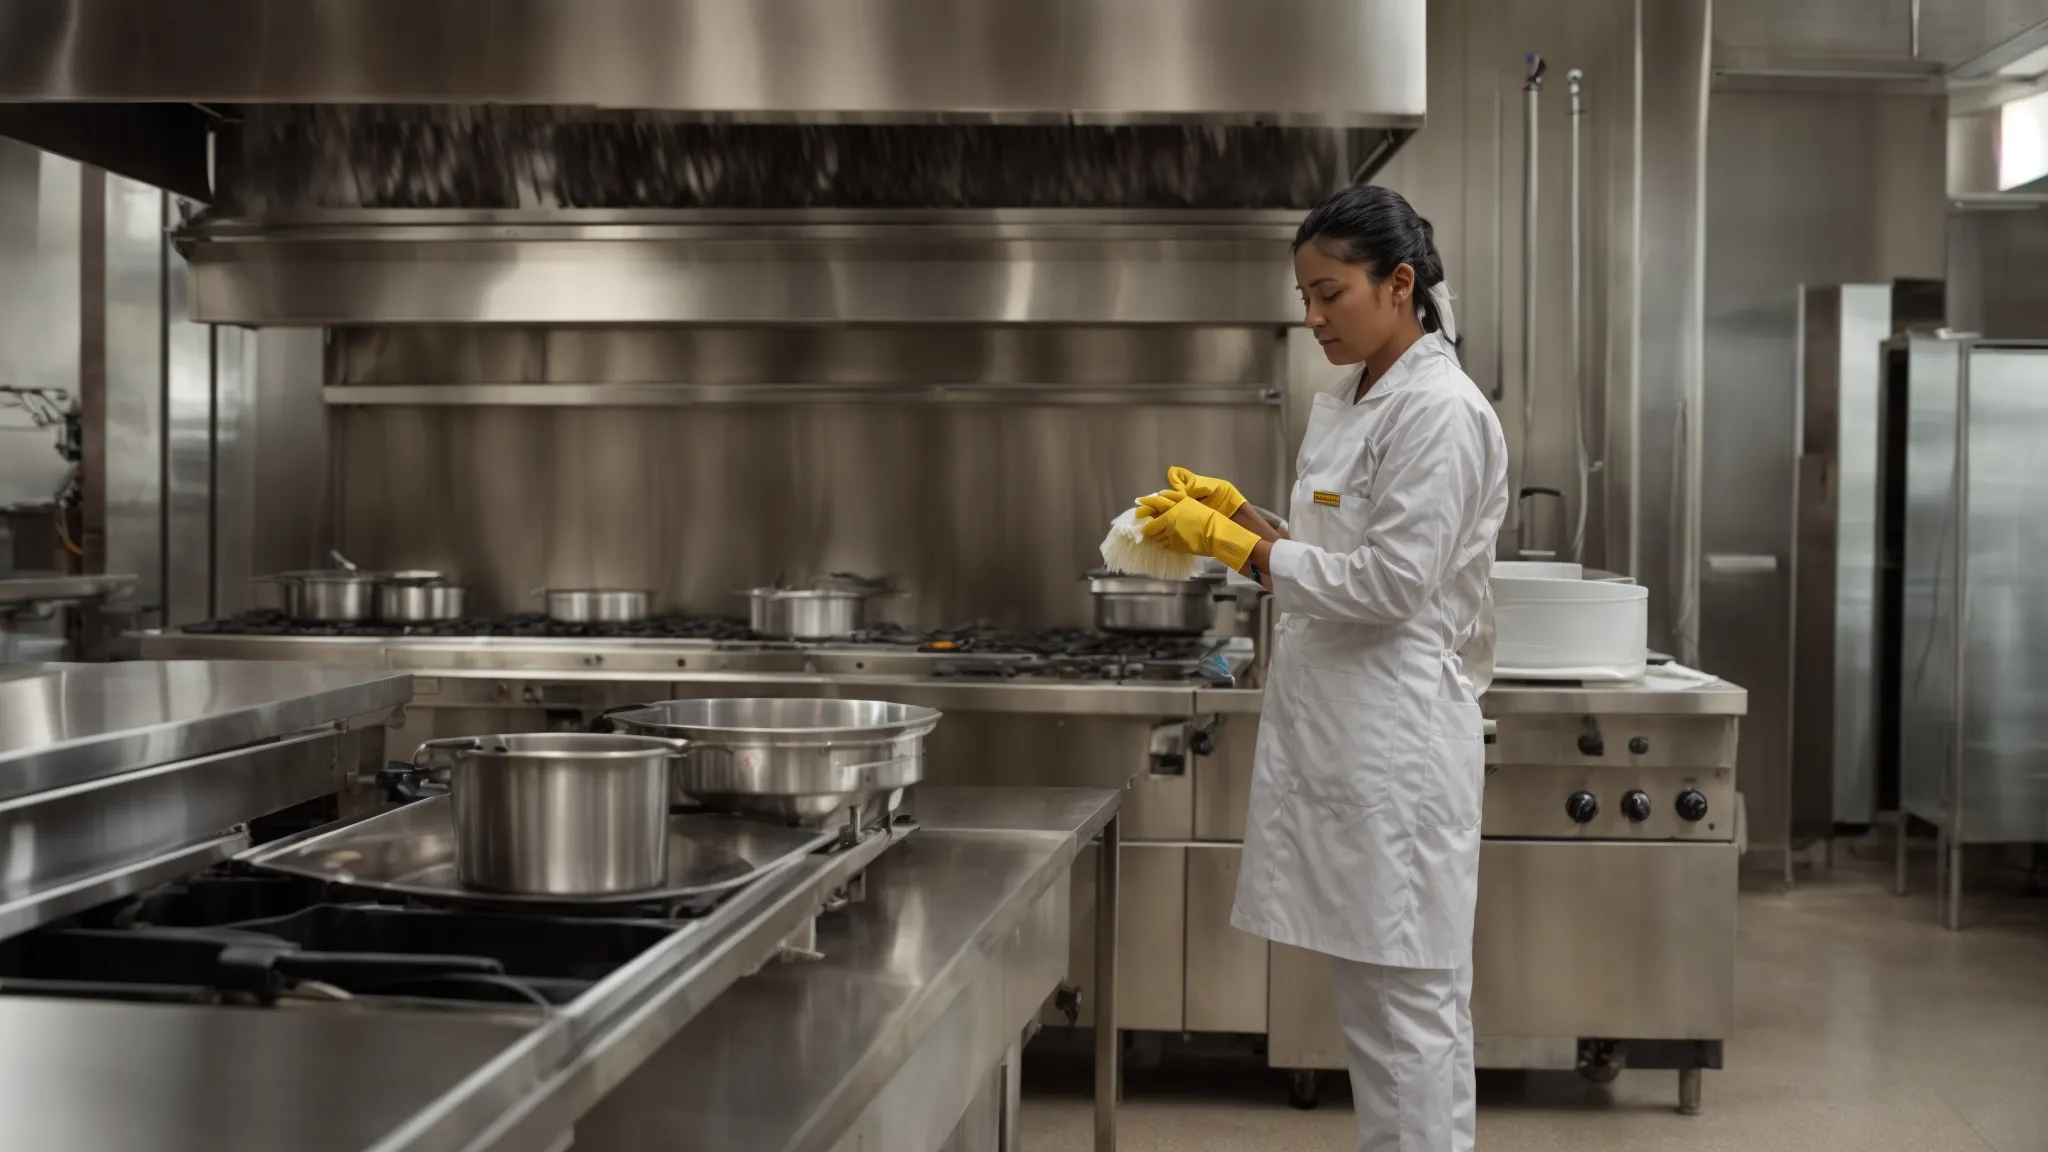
[376,578,468,623]
[263,570,380,622]
[409,732,684,896]
[536,588,652,623]
[600,697,938,824]
[1088,575,1219,635]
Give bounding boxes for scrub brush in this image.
[1098,506,1203,580]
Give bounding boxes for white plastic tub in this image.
[1491,574,1648,682]
[1492,560,1584,581]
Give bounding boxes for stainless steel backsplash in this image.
[328,326,1285,628]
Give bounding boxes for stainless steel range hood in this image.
[0,0,1423,125]
[1,0,1425,326]
[178,208,1311,326]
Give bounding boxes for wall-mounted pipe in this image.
[1514,53,1546,547]
[1490,76,1505,403]
[1568,68,1591,564]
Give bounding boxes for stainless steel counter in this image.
[578,786,1119,1152]
[0,786,1119,1152]
[1,659,410,798]
[0,660,415,939]
[133,631,1746,719]
[0,571,136,607]
[0,999,531,1152]
[1477,666,1748,717]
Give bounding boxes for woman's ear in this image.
[1389,261,1416,302]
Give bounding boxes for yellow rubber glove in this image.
[1138,493,1260,571]
[1133,488,1182,520]
[1167,466,1246,517]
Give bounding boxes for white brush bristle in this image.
[1098,506,1203,580]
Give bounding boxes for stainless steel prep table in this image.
[1,658,410,798]
[0,660,412,938]
[0,999,532,1152]
[577,786,1121,1152]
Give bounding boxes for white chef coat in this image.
[1231,332,1509,968]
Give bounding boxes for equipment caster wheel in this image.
[1579,1059,1622,1084]
[1288,1070,1321,1110]
[1576,1039,1621,1084]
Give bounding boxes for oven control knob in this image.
[1565,791,1599,824]
[1675,789,1709,822]
[1621,790,1652,822]
[1576,718,1605,757]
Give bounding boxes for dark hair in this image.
[1291,185,1449,337]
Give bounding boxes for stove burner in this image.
[185,609,760,642]
[920,627,1226,681]
[929,656,1024,680]
[919,627,1213,660]
[841,622,927,647]
[0,870,683,1008]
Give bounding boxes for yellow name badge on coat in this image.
[1313,491,1343,507]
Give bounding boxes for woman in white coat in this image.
[1140,185,1509,1152]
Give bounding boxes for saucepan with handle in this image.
[391,732,689,897]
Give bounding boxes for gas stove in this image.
[0,810,905,1014]
[0,872,687,1009]
[926,644,1230,683]
[0,869,677,1010]
[163,610,1245,680]
[182,609,764,642]
[175,613,1237,682]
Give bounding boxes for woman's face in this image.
[1294,242,1415,367]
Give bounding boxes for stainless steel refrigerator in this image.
[1791,280,1941,835]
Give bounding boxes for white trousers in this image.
[1328,957,1475,1152]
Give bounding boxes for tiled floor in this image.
[1021,844,2048,1151]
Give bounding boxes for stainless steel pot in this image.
[600,697,938,824]
[409,732,685,896]
[747,588,869,639]
[1088,575,1220,636]
[536,588,652,623]
[745,574,898,639]
[263,570,380,622]
[376,579,469,623]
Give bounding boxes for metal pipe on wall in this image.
[1490,76,1506,404]
[1678,16,1710,672]
[1516,54,1547,546]
[1569,69,1588,563]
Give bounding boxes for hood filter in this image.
[216,106,1383,214]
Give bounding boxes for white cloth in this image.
[1231,332,1509,968]
[1098,505,1204,580]
[1330,956,1475,1152]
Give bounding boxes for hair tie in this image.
[1425,282,1459,343]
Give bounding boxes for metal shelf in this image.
[322,383,1281,408]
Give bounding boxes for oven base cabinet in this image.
[1264,840,1737,1111]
